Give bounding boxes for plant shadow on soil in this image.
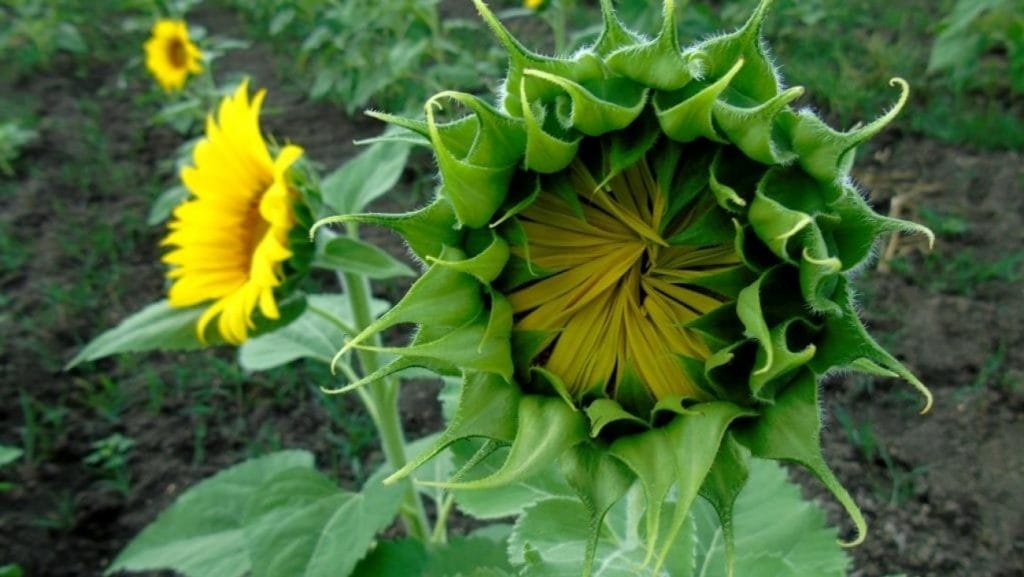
[1,5,1022,577]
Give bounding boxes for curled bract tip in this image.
[329,340,356,376]
[915,379,934,415]
[839,527,868,548]
[309,215,347,241]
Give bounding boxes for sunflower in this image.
[144,19,203,92]
[320,0,934,570]
[162,82,303,344]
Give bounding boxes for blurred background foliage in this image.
[3,0,1022,147]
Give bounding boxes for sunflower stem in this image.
[431,493,456,544]
[339,266,431,543]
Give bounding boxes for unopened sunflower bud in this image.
[318,0,934,571]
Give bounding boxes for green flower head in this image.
[315,0,933,571]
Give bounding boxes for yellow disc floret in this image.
[510,156,739,401]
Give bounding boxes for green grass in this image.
[917,207,969,238]
[673,0,1007,151]
[230,0,1024,149]
[720,0,1023,149]
[0,222,29,278]
[952,342,1018,400]
[18,392,69,466]
[83,433,135,496]
[834,406,928,506]
[890,249,1024,296]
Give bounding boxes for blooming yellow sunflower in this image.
[144,19,203,92]
[162,82,303,344]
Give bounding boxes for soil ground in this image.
[1,5,1021,577]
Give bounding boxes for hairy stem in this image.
[340,260,431,542]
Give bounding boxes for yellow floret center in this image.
[510,157,738,402]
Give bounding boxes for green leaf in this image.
[352,539,428,577]
[425,232,509,284]
[655,58,743,144]
[243,468,405,577]
[609,402,751,569]
[432,395,587,491]
[508,458,849,577]
[734,372,868,548]
[269,9,295,36]
[560,443,636,576]
[69,296,308,369]
[928,0,1004,72]
[0,445,23,468]
[386,372,521,486]
[423,528,514,577]
[147,185,189,226]
[314,236,415,279]
[106,451,314,577]
[238,294,388,371]
[321,141,411,216]
[605,0,694,91]
[55,23,86,53]
[509,488,676,577]
[0,564,23,577]
[310,70,335,100]
[312,197,459,264]
[405,432,454,506]
[448,440,572,519]
[353,527,514,577]
[696,433,748,572]
[66,300,219,369]
[691,460,850,577]
[520,92,581,174]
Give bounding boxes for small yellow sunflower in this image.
[162,82,303,344]
[524,0,545,9]
[144,19,203,92]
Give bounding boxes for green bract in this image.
[314,0,933,572]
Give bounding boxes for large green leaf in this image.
[351,539,429,577]
[423,527,514,577]
[243,468,405,577]
[508,489,667,577]
[237,294,388,371]
[508,459,849,577]
[321,140,411,216]
[448,440,573,519]
[691,459,850,577]
[106,451,314,577]
[68,295,307,369]
[352,526,514,577]
[313,236,415,279]
[427,378,572,518]
[66,300,218,369]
